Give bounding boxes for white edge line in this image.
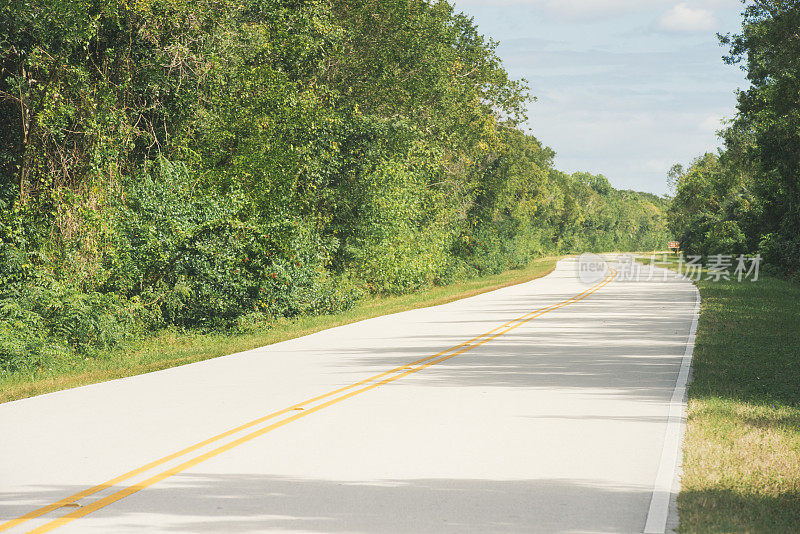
[643,283,701,534]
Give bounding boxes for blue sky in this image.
[450,0,749,194]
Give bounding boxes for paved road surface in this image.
[0,257,697,533]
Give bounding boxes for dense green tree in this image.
[669,1,800,271]
[719,0,800,268]
[0,0,669,374]
[667,153,757,256]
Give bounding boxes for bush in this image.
[0,278,143,373]
[103,159,360,325]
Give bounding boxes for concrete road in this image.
[0,257,697,533]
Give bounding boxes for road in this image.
[0,256,698,533]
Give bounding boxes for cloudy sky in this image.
[450,0,749,194]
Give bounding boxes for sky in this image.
[449,0,750,194]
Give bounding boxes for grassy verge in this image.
[640,256,800,532]
[0,257,560,404]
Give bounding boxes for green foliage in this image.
[104,158,353,324]
[667,153,756,257]
[0,262,143,373]
[721,1,800,244]
[341,157,449,293]
[669,2,800,270]
[0,0,669,377]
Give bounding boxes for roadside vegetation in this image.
[681,272,800,532]
[640,256,800,532]
[660,3,800,530]
[0,1,667,392]
[667,2,800,279]
[0,256,559,403]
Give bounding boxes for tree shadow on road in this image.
[328,286,696,405]
[0,474,653,533]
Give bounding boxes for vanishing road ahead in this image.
[1,257,698,533]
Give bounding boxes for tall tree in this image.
[720,0,800,267]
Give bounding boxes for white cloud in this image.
[642,159,673,174]
[528,0,657,17]
[452,0,735,25]
[452,0,672,18]
[699,115,723,132]
[449,0,747,193]
[655,3,718,32]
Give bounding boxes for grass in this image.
[640,256,800,532]
[0,257,560,404]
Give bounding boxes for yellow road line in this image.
[4,269,615,534]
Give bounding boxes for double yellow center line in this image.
[2,268,616,533]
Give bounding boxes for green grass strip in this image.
[641,256,800,532]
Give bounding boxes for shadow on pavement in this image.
[0,474,652,533]
[329,285,695,405]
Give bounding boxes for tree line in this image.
[0,0,668,373]
[667,1,799,275]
